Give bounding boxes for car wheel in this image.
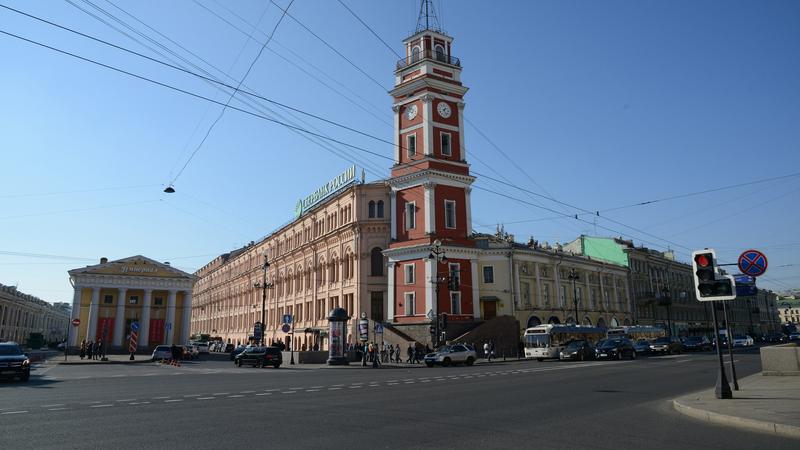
[466,357,475,366]
[442,358,451,367]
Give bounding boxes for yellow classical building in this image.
[68,256,197,351]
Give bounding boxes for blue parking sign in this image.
[283,314,293,324]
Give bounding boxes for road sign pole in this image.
[64,316,70,362]
[721,301,740,390]
[711,301,732,399]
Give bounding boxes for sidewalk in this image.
[52,354,155,365]
[673,373,800,439]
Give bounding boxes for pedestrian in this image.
[395,344,402,363]
[79,340,86,360]
[483,341,491,362]
[406,344,413,363]
[86,340,93,360]
[517,340,524,360]
[381,342,387,363]
[362,342,368,367]
[97,340,104,360]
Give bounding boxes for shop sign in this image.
[295,165,357,218]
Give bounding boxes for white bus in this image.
[606,326,665,341]
[524,324,607,360]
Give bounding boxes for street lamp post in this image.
[427,239,448,348]
[661,287,673,337]
[253,255,273,346]
[567,268,580,324]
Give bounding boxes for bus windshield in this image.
[525,334,549,348]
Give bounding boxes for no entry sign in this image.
[71,318,80,327]
[738,249,768,277]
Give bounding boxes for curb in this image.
[672,399,800,439]
[55,359,155,366]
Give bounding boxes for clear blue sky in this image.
[1,0,798,303]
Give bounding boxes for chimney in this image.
[100,257,108,264]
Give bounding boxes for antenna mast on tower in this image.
[416,0,443,33]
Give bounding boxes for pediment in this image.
[68,255,197,280]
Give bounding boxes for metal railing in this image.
[396,49,461,69]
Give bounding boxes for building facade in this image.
[777,296,800,328]
[191,180,391,350]
[0,283,70,345]
[68,256,197,350]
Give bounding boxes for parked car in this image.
[424,344,476,367]
[595,338,636,360]
[788,333,800,341]
[762,333,787,343]
[682,336,712,352]
[559,340,595,361]
[234,346,282,368]
[732,335,754,347]
[649,337,682,355]
[0,342,31,382]
[196,342,210,354]
[633,339,652,355]
[230,345,247,360]
[151,345,172,361]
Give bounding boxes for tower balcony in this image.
[397,49,461,70]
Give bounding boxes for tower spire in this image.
[416,0,442,33]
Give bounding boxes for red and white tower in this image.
[385,1,480,339]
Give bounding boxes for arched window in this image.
[526,316,541,329]
[370,247,384,276]
[368,201,376,218]
[596,317,607,329]
[411,45,421,62]
[434,44,446,62]
[376,200,384,218]
[610,317,619,328]
[547,316,561,325]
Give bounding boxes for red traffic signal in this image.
[694,254,710,267]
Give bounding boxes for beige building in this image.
[474,233,633,329]
[191,176,391,350]
[778,297,800,327]
[0,283,70,345]
[68,256,197,350]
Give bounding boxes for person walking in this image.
[406,344,413,363]
[97,340,104,360]
[86,340,94,360]
[395,344,402,363]
[483,341,491,362]
[79,340,86,360]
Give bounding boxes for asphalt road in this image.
[1,347,796,449]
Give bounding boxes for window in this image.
[441,132,451,156]
[483,266,494,284]
[407,134,417,158]
[376,200,384,218]
[368,201,376,218]
[560,286,567,307]
[370,247,384,276]
[444,200,456,229]
[448,263,460,285]
[434,44,446,62]
[450,292,461,314]
[411,46,421,62]
[404,292,416,315]
[154,297,163,306]
[129,295,139,305]
[404,264,415,284]
[103,295,113,304]
[405,202,416,229]
[576,287,582,306]
[543,285,550,305]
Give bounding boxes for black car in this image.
[762,333,787,344]
[650,337,682,355]
[681,336,712,352]
[595,338,636,360]
[229,345,247,361]
[0,343,31,382]
[559,340,595,361]
[235,346,282,368]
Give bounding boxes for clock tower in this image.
[385,0,480,337]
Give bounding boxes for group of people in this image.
[78,339,104,360]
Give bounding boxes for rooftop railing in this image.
[396,49,461,70]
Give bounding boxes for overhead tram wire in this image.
[46,2,390,177]
[167,0,297,188]
[337,0,403,59]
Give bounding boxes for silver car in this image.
[424,344,477,367]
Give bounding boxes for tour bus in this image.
[606,326,665,341]
[524,324,607,361]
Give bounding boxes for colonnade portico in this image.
[68,256,198,351]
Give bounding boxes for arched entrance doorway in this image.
[526,316,541,329]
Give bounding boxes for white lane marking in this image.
[309,386,324,389]
[90,404,113,408]
[349,386,362,389]
[128,402,150,405]
[421,380,432,382]
[143,373,157,376]
[110,375,125,378]
[41,404,65,408]
[255,393,271,396]
[47,407,68,411]
[228,395,244,398]
[351,382,364,385]
[239,390,255,394]
[183,394,200,398]
[196,397,216,400]
[290,387,304,390]
[306,389,320,392]
[387,380,398,382]
[116,399,136,402]
[264,389,280,392]
[153,396,170,400]
[164,399,183,403]
[281,391,296,394]
[212,393,230,396]
[404,381,415,384]
[388,383,398,385]
[1,411,29,415]
[331,384,345,387]
[328,387,342,391]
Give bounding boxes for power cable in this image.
[337,0,403,59]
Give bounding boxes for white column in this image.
[112,288,127,347]
[422,95,433,155]
[181,290,192,343]
[390,191,397,240]
[139,290,152,348]
[425,258,435,317]
[471,260,480,319]
[424,183,435,234]
[392,105,401,163]
[86,287,100,340]
[166,290,177,344]
[70,286,82,346]
[387,262,396,320]
[457,102,466,161]
[465,187,472,236]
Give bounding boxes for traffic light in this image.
[691,249,736,301]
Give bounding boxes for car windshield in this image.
[635,339,649,345]
[565,341,584,350]
[600,339,623,347]
[155,346,170,351]
[0,345,23,356]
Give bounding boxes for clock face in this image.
[405,104,418,120]
[437,102,452,118]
